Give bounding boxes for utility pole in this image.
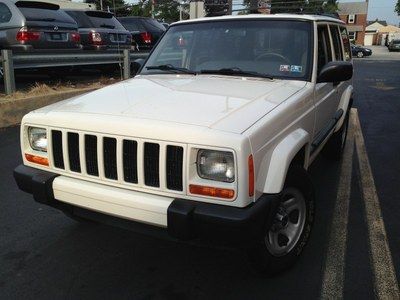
[189,0,204,19]
[151,0,155,18]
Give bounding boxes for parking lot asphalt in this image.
[0,59,399,299]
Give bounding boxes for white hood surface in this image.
[36,75,307,134]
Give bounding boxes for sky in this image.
[339,0,400,25]
[76,0,400,26]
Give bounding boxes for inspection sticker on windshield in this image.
[280,65,291,72]
[290,65,303,73]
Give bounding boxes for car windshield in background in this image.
[393,40,400,44]
[16,1,75,24]
[142,20,312,80]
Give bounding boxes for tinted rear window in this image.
[85,11,125,30]
[141,18,165,32]
[118,18,146,32]
[16,2,76,25]
[67,11,124,30]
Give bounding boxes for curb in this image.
[0,87,98,128]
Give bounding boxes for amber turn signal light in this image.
[189,184,235,200]
[25,153,49,166]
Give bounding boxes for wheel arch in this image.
[261,128,311,194]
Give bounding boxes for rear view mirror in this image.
[317,61,353,83]
[132,58,145,74]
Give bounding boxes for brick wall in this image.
[339,13,367,45]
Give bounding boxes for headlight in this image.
[28,127,47,152]
[197,150,235,183]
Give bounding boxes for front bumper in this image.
[14,165,279,244]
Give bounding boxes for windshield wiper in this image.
[146,64,197,75]
[200,68,273,80]
[100,24,115,29]
[28,17,56,22]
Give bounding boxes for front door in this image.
[313,24,340,140]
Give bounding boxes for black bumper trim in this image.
[14,164,59,205]
[168,195,280,243]
[14,164,280,244]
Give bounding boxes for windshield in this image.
[141,20,313,80]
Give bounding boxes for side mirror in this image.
[317,61,353,83]
[132,58,145,75]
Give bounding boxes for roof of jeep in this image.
[172,14,345,26]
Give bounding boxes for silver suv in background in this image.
[65,10,132,51]
[0,0,81,52]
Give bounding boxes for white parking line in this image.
[320,110,355,299]
[321,109,399,299]
[353,111,400,299]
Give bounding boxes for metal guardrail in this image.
[1,49,149,95]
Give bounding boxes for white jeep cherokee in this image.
[14,14,353,275]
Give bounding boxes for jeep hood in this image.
[35,75,307,134]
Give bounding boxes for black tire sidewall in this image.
[248,166,315,276]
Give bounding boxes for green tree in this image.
[396,0,400,15]
[127,0,186,22]
[86,0,129,16]
[243,0,338,14]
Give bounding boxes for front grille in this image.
[68,132,80,172]
[123,140,138,183]
[166,146,183,191]
[50,130,184,193]
[85,135,98,176]
[103,137,117,180]
[52,130,64,169]
[144,142,160,187]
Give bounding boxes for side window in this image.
[340,27,352,61]
[329,25,343,61]
[317,25,333,75]
[0,3,12,23]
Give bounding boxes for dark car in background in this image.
[118,16,165,51]
[351,44,372,58]
[388,39,400,52]
[0,0,81,52]
[65,10,131,51]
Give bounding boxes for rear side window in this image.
[0,3,12,23]
[340,27,352,61]
[317,25,333,74]
[118,18,146,32]
[329,25,343,61]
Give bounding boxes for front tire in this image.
[247,166,315,276]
